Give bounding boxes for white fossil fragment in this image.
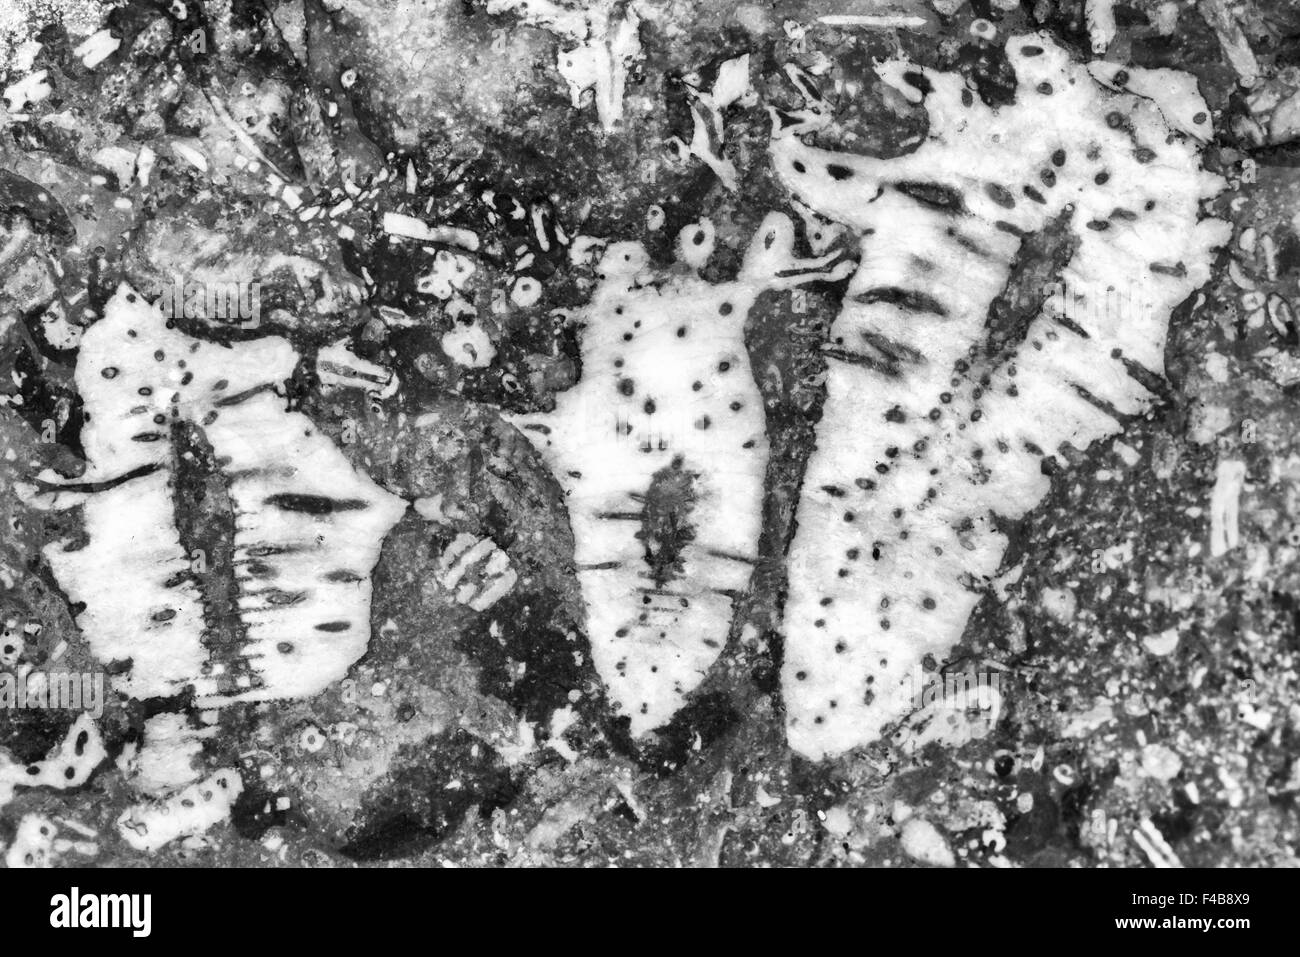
[116,768,244,852]
[316,338,398,398]
[3,69,51,111]
[1084,0,1117,53]
[487,0,642,131]
[512,216,851,735]
[818,14,929,30]
[1132,816,1183,867]
[436,532,518,612]
[771,34,1229,759]
[441,319,497,368]
[23,285,408,843]
[72,28,120,69]
[383,212,480,251]
[3,814,92,868]
[671,55,752,190]
[32,285,409,707]
[899,818,955,867]
[1209,459,1246,557]
[0,714,106,810]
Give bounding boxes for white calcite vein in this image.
[771,34,1230,759]
[512,216,851,735]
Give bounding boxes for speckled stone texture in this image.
[0,0,1298,868]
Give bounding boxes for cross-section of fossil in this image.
[770,35,1231,759]
[512,216,851,736]
[20,284,408,839]
[32,285,408,708]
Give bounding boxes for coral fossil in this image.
[19,285,407,840]
[770,35,1230,759]
[34,285,407,706]
[513,216,850,735]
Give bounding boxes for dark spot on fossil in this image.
[264,494,370,514]
[894,180,966,214]
[854,286,948,317]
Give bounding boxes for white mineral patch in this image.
[773,33,1229,759]
[1140,743,1183,781]
[899,818,955,867]
[1143,628,1180,656]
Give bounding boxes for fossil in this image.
[512,215,851,736]
[19,284,410,840]
[770,34,1230,759]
